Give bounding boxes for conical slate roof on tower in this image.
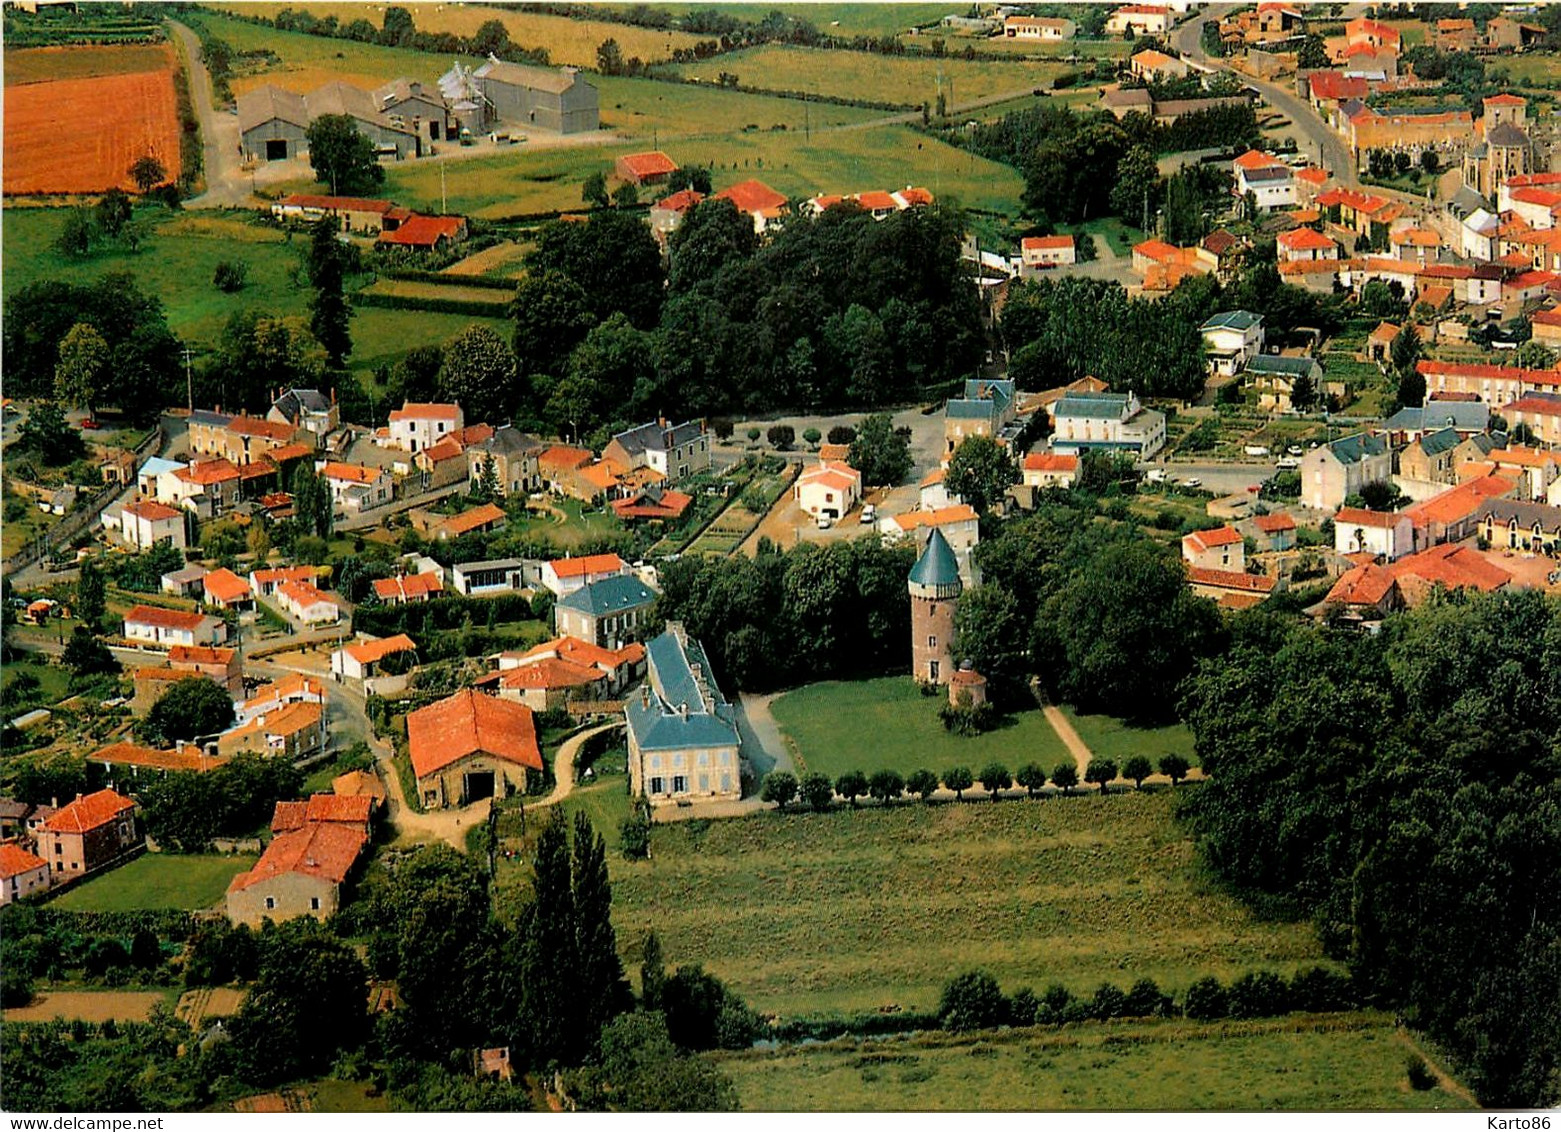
[908,527,963,598]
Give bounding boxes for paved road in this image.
[1174,5,1359,186]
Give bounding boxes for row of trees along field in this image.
[2,817,754,1112]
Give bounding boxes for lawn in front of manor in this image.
[770,675,1071,780]
[49,852,258,912]
[1059,706,1200,770]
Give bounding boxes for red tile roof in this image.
[856,190,898,211]
[271,800,309,833]
[43,789,135,834]
[539,445,594,471]
[513,636,644,671]
[612,488,693,520]
[1484,93,1527,106]
[378,214,465,247]
[1326,562,1396,607]
[440,503,507,536]
[252,566,317,588]
[1335,507,1406,529]
[203,568,252,605]
[654,188,704,213]
[0,842,48,880]
[306,793,374,825]
[226,415,296,441]
[389,402,461,421]
[1389,544,1510,594]
[125,604,210,632]
[176,458,241,486]
[1504,396,1561,417]
[619,151,678,178]
[373,571,444,601]
[1234,149,1281,171]
[1023,452,1079,472]
[1022,235,1075,251]
[342,634,418,665]
[406,689,542,778]
[714,179,787,215]
[276,581,336,609]
[169,645,236,666]
[279,194,395,213]
[1185,524,1245,550]
[321,462,383,485]
[547,553,627,579]
[123,500,181,522]
[499,656,604,690]
[228,822,367,891]
[1187,566,1275,593]
[1253,513,1297,533]
[1307,71,1369,102]
[1278,226,1337,252]
[893,504,979,531]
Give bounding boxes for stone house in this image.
[35,790,140,883]
[554,574,659,650]
[1300,433,1392,511]
[407,689,544,809]
[626,624,742,803]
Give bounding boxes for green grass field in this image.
[595,792,1331,1017]
[0,659,71,709]
[667,44,1060,108]
[644,3,955,38]
[771,677,1070,779]
[50,853,257,912]
[713,1013,1476,1111]
[1060,708,1198,770]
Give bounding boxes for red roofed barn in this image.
[406,688,544,809]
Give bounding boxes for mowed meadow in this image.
[603,792,1331,1019]
[713,1014,1478,1111]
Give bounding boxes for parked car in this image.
[1181,477,1202,488]
[860,504,877,524]
[816,515,833,530]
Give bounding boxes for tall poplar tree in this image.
[573,811,630,1051]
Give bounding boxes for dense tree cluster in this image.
[2,274,180,419]
[656,536,918,692]
[508,201,981,442]
[1001,276,1207,403]
[136,753,303,852]
[1181,593,1561,1107]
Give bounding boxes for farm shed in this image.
[238,85,309,162]
[472,57,599,134]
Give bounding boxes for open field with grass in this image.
[772,676,1070,779]
[713,1013,1476,1111]
[494,497,628,550]
[917,34,1134,59]
[593,792,1333,1017]
[3,990,173,1024]
[1,659,71,708]
[49,853,257,912]
[1060,708,1199,769]
[4,43,176,85]
[210,2,712,69]
[647,3,955,37]
[1,206,511,388]
[667,44,1061,108]
[1492,52,1561,90]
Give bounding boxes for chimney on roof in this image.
[679,702,689,719]
[641,685,651,707]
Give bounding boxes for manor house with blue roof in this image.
[626,623,742,803]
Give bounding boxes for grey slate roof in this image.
[1416,427,1461,458]
[1328,432,1389,465]
[482,425,546,457]
[1480,497,1561,530]
[1487,123,1531,148]
[1246,354,1321,378]
[1201,310,1262,333]
[908,528,962,595]
[558,574,657,616]
[626,626,740,752]
[188,410,233,428]
[1054,393,1130,421]
[475,57,581,95]
[1384,402,1490,433]
[453,558,525,573]
[271,388,329,424]
[611,420,705,458]
[1242,165,1292,183]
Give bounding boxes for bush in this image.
[798,772,834,812]
[834,769,868,806]
[1036,983,1077,1025]
[939,970,1008,1032]
[1158,753,1190,785]
[906,768,939,801]
[212,260,248,292]
[760,771,798,809]
[978,761,1011,800]
[1123,977,1172,1018]
[1090,982,1127,1020]
[1407,1055,1439,1091]
[941,766,974,800]
[1183,976,1229,1020]
[1009,987,1039,1026]
[940,698,998,736]
[1228,970,1289,1019]
[620,810,651,860]
[826,425,856,445]
[765,425,795,450]
[1287,966,1355,1013]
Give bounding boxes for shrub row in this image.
[352,592,538,638]
[379,268,517,290]
[939,966,1359,1034]
[352,290,512,320]
[762,753,1195,810]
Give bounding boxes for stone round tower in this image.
[908,527,963,684]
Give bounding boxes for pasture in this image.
[647,3,955,38]
[0,207,512,387]
[770,676,1071,779]
[667,44,1060,109]
[48,853,257,912]
[601,791,1330,1017]
[209,2,711,69]
[714,1013,1476,1111]
[3,59,181,194]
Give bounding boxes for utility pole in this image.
[440,154,447,215]
[183,345,194,412]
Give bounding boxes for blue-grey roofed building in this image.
[555,573,659,650]
[1051,390,1167,458]
[626,623,742,803]
[1382,401,1490,440]
[1300,432,1391,510]
[1199,310,1265,377]
[1245,354,1324,412]
[944,378,1019,457]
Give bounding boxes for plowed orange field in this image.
[4,67,181,194]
